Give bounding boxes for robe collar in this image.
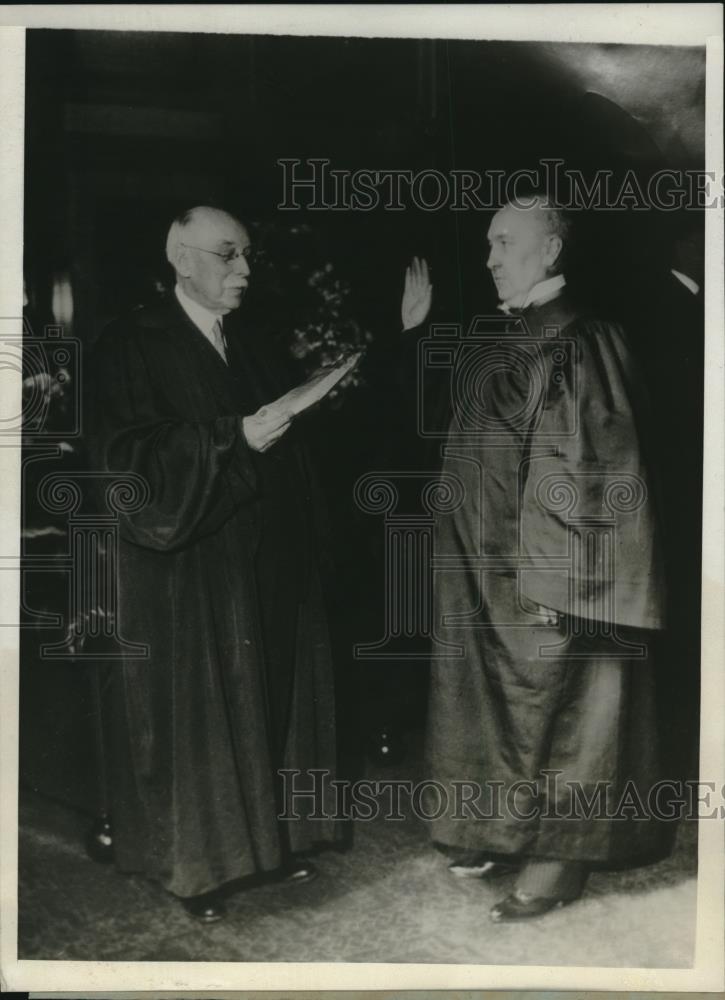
[152,293,236,373]
[522,287,580,334]
[174,283,226,343]
[499,274,567,315]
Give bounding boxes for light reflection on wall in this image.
[536,43,706,165]
[51,271,74,328]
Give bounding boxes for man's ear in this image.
[175,245,193,278]
[544,234,563,271]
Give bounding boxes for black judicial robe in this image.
[88,296,337,898]
[426,294,667,862]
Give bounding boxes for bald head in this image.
[486,195,569,307]
[166,206,251,314]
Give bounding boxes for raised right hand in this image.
[401,256,433,331]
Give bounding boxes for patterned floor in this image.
[18,770,697,967]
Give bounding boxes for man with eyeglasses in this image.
[88,206,339,922]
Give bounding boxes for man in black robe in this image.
[412,195,667,921]
[87,206,338,922]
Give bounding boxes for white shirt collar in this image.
[499,274,566,314]
[174,284,223,339]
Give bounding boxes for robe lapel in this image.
[522,293,580,336]
[156,295,243,412]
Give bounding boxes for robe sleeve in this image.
[87,324,258,552]
[520,319,666,630]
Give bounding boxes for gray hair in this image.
[165,207,200,269]
[506,192,573,272]
[165,206,243,269]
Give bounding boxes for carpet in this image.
[17,775,696,966]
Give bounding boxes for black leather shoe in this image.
[278,859,318,885]
[448,856,518,879]
[180,891,227,923]
[490,887,579,923]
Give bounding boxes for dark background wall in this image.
[24,30,706,336]
[21,29,705,812]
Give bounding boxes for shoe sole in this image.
[490,898,577,923]
[448,864,517,879]
[281,869,318,886]
[181,906,226,923]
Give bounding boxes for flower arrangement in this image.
[289,262,372,406]
[247,224,372,408]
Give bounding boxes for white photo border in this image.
[1,4,723,993]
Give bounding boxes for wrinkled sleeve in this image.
[87,326,258,551]
[520,320,666,629]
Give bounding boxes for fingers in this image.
[243,408,294,452]
[259,408,293,446]
[406,256,431,287]
[255,405,292,431]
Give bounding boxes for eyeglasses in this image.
[181,243,252,266]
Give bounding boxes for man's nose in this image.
[233,255,250,277]
[486,248,497,270]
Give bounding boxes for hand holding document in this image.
[243,352,361,452]
[267,351,361,417]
